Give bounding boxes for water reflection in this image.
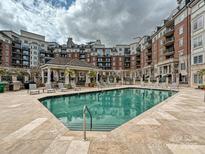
[42,89,174,130]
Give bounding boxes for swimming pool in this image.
[41,88,175,131]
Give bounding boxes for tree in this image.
[0,68,6,82]
[199,69,205,76]
[30,67,41,82]
[0,68,6,76]
[88,71,96,79]
[64,68,75,78]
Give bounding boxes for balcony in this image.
[136,56,141,62]
[136,64,141,68]
[12,50,22,55]
[124,58,130,62]
[12,43,21,49]
[124,65,130,69]
[136,51,141,55]
[164,37,174,47]
[145,42,152,49]
[146,57,152,63]
[136,47,141,52]
[164,28,174,37]
[146,50,152,56]
[12,56,22,60]
[13,38,21,44]
[124,54,130,57]
[164,49,175,56]
[164,18,174,27]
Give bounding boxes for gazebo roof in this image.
[47,57,68,65]
[45,57,98,69]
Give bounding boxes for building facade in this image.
[1,0,204,87]
[190,0,205,87]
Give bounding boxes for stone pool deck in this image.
[0,86,205,154]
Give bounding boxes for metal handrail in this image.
[83,105,92,141]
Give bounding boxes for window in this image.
[119,48,122,51]
[180,63,186,70]
[193,16,204,31]
[160,40,164,45]
[194,74,203,84]
[193,35,203,48]
[179,26,184,35]
[179,38,184,47]
[193,55,203,64]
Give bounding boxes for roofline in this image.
[189,0,200,7]
[41,64,100,71]
[0,30,20,37]
[0,32,12,40]
[20,30,45,38]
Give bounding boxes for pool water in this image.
[41,88,175,131]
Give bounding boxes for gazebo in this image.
[40,57,100,86]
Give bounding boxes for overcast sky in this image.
[0,0,177,46]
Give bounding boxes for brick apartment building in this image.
[0,0,204,87]
[190,0,205,87]
[0,32,12,67]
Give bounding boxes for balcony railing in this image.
[145,42,152,49]
[146,50,152,56]
[164,18,174,27]
[164,37,174,46]
[13,43,21,49]
[146,57,152,62]
[164,49,174,56]
[136,47,141,52]
[164,28,174,36]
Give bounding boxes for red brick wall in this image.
[112,56,123,70]
[1,41,12,67]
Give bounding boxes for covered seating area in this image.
[40,57,100,87]
[40,57,142,88]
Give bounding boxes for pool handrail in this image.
[83,105,92,141]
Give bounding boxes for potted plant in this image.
[0,68,6,82]
[198,69,205,89]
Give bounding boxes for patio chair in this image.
[107,80,116,87]
[96,81,104,89]
[100,81,109,87]
[71,82,81,91]
[29,84,40,95]
[58,83,67,92]
[170,83,179,90]
[45,83,56,93]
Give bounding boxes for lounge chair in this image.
[71,82,81,91]
[58,83,67,92]
[29,84,40,95]
[107,80,116,87]
[100,81,109,87]
[170,83,179,90]
[45,83,55,93]
[96,81,104,89]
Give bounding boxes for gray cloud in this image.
[0,0,177,46]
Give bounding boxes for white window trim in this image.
[193,35,203,49]
[192,15,204,32]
